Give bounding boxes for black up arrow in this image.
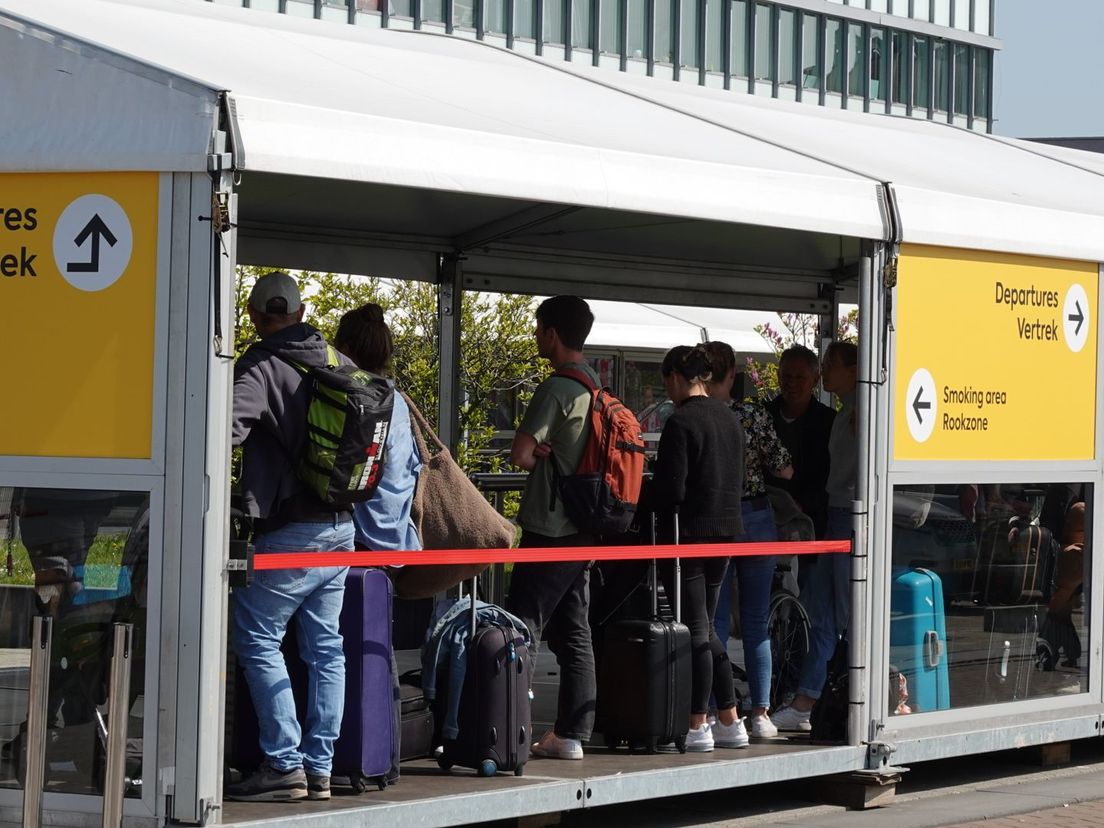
[1068,300,1085,336]
[66,214,117,274]
[912,386,931,424]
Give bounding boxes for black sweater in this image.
[651,396,746,539]
[765,394,836,539]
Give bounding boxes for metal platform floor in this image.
[220,738,865,827]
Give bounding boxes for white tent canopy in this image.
[581,301,787,355]
[4,0,1104,277]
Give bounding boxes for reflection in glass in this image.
[625,360,669,452]
[423,0,446,23]
[889,483,1090,715]
[0,488,149,796]
[825,18,843,94]
[974,49,991,120]
[846,21,865,98]
[754,2,772,81]
[455,0,474,28]
[681,0,699,69]
[891,30,907,104]
[870,27,885,102]
[599,0,621,54]
[655,0,674,63]
[390,0,413,17]
[627,0,648,59]
[913,35,930,109]
[779,8,796,86]
[801,12,820,90]
[572,0,591,48]
[730,0,749,78]
[515,0,536,38]
[954,43,970,116]
[705,0,723,72]
[545,0,565,44]
[933,38,950,111]
[485,0,507,33]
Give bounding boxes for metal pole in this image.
[23,615,52,828]
[437,255,463,457]
[102,623,134,828]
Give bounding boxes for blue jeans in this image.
[714,500,777,709]
[232,517,354,775]
[797,507,852,700]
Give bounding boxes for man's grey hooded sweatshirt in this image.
[232,323,352,531]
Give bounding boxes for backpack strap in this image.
[552,366,599,393]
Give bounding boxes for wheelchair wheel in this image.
[767,590,811,711]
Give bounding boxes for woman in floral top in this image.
[703,341,794,740]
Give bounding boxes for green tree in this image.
[744,310,859,399]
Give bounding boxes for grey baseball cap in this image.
[249,271,302,315]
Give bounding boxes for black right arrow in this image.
[66,214,118,274]
[912,386,931,424]
[1068,300,1085,336]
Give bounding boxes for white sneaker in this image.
[531,730,584,760]
[684,723,714,752]
[770,705,812,732]
[747,713,779,739]
[711,717,749,749]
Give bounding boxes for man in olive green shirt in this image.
[508,295,597,760]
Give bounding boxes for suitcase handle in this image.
[924,630,943,668]
[648,510,681,623]
[459,577,479,638]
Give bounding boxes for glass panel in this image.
[889,483,1090,713]
[599,0,621,54]
[572,0,591,48]
[913,0,930,23]
[975,0,991,36]
[954,43,970,115]
[455,0,474,28]
[515,0,536,38]
[846,20,865,97]
[913,35,930,108]
[389,0,413,16]
[705,0,723,72]
[655,0,674,62]
[754,2,772,80]
[952,0,969,29]
[933,0,950,26]
[625,360,671,453]
[681,0,699,69]
[933,38,950,111]
[974,48,991,120]
[870,0,887,12]
[423,0,446,23]
[485,0,507,32]
[892,30,908,103]
[779,8,797,86]
[826,18,844,94]
[627,0,647,58]
[587,355,618,393]
[545,0,565,43]
[730,0,749,77]
[889,0,908,15]
[871,26,886,101]
[802,13,820,90]
[0,488,150,795]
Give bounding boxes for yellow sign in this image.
[894,244,1098,461]
[1,172,158,459]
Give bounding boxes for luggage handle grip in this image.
[459,576,479,638]
[924,630,942,668]
[648,510,681,623]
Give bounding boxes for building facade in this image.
[214,0,999,131]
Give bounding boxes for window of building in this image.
[974,48,991,120]
[932,0,950,27]
[424,0,447,23]
[754,2,773,81]
[801,12,821,90]
[545,0,565,45]
[913,0,930,23]
[847,20,866,98]
[933,38,950,111]
[730,0,749,77]
[913,35,930,109]
[390,0,413,18]
[779,7,797,86]
[826,18,844,94]
[706,0,724,72]
[455,0,475,28]
[952,0,969,30]
[870,0,888,13]
[889,482,1090,714]
[681,0,700,68]
[515,0,536,39]
[655,0,675,63]
[485,0,507,33]
[889,0,908,15]
[599,0,621,54]
[974,0,991,36]
[572,0,591,48]
[953,42,970,116]
[627,0,647,58]
[892,30,908,104]
[871,26,886,102]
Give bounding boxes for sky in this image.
[993,1,1104,138]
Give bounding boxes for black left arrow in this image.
[1068,300,1085,336]
[912,386,931,424]
[66,214,117,274]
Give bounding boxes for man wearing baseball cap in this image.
[227,271,354,802]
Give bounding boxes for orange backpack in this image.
[552,368,647,535]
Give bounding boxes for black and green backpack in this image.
[267,345,395,507]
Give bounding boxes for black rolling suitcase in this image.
[436,578,532,777]
[398,670,435,761]
[598,513,692,753]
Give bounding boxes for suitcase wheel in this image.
[436,756,452,772]
[674,735,687,754]
[479,759,498,777]
[513,765,524,777]
[349,773,366,794]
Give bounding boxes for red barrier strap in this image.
[250,540,852,570]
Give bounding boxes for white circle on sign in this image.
[1062,284,1090,353]
[52,194,133,292]
[905,368,937,444]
